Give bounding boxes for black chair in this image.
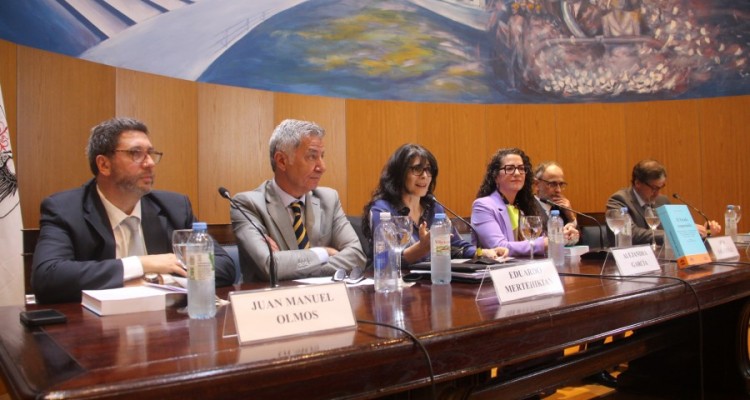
[347,215,372,263]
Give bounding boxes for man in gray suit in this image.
[607,159,720,245]
[231,119,365,282]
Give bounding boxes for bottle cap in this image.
[192,222,207,230]
[551,210,560,216]
[727,205,734,210]
[435,213,446,220]
[380,211,392,220]
[621,207,628,213]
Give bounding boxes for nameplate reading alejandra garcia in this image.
[489,259,564,304]
[229,283,356,345]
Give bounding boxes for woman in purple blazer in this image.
[472,148,547,257]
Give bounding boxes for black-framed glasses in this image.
[500,165,528,175]
[113,148,163,164]
[643,181,665,192]
[408,165,433,177]
[538,178,568,190]
[332,267,365,284]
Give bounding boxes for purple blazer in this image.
[471,191,546,257]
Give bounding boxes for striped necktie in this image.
[291,201,310,249]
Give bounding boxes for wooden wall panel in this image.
[555,103,626,214]
[624,100,704,220]
[699,96,750,233]
[0,40,17,156]
[419,103,487,217]
[274,93,347,209]
[345,99,419,217]
[18,48,115,228]
[115,69,198,206]
[197,84,274,223]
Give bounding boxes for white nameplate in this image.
[706,236,740,261]
[489,259,564,304]
[229,283,356,345]
[611,245,661,275]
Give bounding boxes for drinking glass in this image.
[644,205,660,250]
[605,209,626,248]
[519,215,543,259]
[735,205,742,224]
[389,216,414,281]
[172,229,193,268]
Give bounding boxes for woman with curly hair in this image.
[472,148,547,257]
[362,144,507,266]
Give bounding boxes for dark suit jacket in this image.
[32,179,236,304]
[606,187,669,246]
[536,197,575,232]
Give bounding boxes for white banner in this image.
[0,83,24,306]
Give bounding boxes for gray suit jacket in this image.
[231,181,365,282]
[606,188,669,245]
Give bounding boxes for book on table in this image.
[656,204,711,268]
[82,285,186,316]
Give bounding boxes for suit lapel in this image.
[141,197,170,255]
[82,181,117,259]
[305,192,321,246]
[265,183,299,250]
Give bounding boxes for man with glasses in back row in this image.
[606,159,721,246]
[534,162,580,245]
[32,117,237,304]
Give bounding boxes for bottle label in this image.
[433,236,450,256]
[188,252,215,281]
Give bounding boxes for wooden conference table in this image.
[2,252,750,400]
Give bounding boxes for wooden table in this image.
[2,254,750,399]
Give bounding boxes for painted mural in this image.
[0,0,747,103]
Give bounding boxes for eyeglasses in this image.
[643,181,666,192]
[114,148,163,164]
[332,267,365,284]
[500,165,529,175]
[538,178,568,190]
[408,165,433,177]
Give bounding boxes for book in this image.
[82,286,186,316]
[656,204,711,268]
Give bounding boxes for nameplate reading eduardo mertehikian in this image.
[230,283,356,345]
[490,260,564,304]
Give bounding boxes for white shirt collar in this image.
[96,185,142,228]
[272,178,305,208]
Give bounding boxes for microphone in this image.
[540,198,609,258]
[426,194,487,259]
[672,193,711,227]
[218,187,278,288]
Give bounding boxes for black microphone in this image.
[218,187,278,288]
[672,193,711,227]
[540,198,609,258]
[426,194,489,259]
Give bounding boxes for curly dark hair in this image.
[361,144,438,243]
[476,148,541,216]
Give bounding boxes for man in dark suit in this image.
[32,117,236,304]
[231,119,365,282]
[606,159,720,245]
[534,162,579,245]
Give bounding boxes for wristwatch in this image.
[143,273,161,284]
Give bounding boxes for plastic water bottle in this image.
[186,222,216,319]
[618,207,632,247]
[374,212,399,293]
[430,213,452,285]
[548,210,565,268]
[725,205,738,241]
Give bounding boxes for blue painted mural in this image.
[0,0,747,103]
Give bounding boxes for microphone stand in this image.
[427,195,491,261]
[673,193,711,234]
[540,198,609,259]
[218,187,278,288]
